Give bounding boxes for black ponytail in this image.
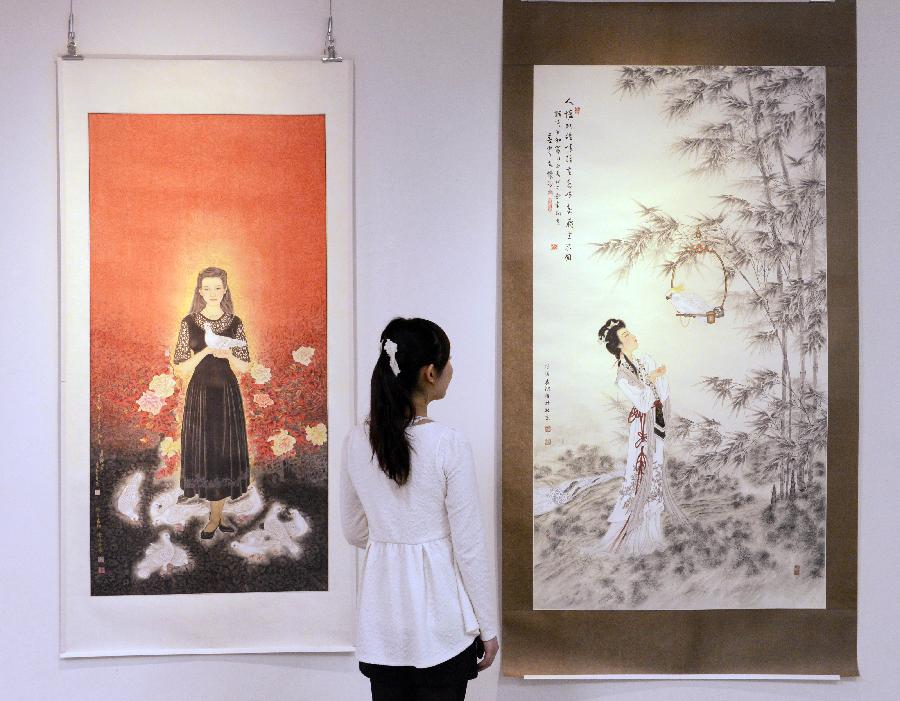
[368,317,451,485]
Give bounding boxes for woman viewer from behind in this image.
[341,317,499,701]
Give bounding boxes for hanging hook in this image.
[322,0,343,63]
[62,0,84,60]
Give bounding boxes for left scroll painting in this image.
[89,114,328,595]
[59,59,356,657]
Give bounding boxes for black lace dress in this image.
[173,312,251,501]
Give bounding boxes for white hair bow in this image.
[383,338,400,376]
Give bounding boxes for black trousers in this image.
[368,679,467,701]
[360,638,480,701]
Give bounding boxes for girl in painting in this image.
[173,267,251,540]
[597,318,687,555]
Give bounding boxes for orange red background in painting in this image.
[89,114,327,457]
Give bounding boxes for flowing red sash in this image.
[628,407,649,493]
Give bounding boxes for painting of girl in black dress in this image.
[88,113,329,596]
[173,267,251,538]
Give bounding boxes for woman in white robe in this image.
[597,319,688,555]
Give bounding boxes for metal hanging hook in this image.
[62,0,84,60]
[322,0,343,63]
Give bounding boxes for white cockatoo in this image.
[204,322,247,352]
[222,483,265,524]
[666,283,713,315]
[135,531,190,579]
[116,471,144,524]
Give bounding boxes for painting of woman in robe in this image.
[532,66,827,610]
[595,319,687,555]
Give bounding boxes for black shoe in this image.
[217,521,236,534]
[200,525,217,540]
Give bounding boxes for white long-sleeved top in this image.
[340,420,498,668]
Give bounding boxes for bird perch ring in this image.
[667,237,729,325]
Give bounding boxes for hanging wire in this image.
[63,0,84,60]
[322,0,343,62]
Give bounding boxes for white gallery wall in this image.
[0,1,897,699]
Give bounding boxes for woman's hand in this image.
[210,347,231,359]
[173,346,213,379]
[649,364,667,382]
[477,636,499,671]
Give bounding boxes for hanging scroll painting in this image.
[89,112,329,596]
[533,65,827,610]
[59,58,355,656]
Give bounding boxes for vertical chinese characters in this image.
[545,99,580,261]
[544,362,552,446]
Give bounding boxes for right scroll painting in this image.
[533,65,828,611]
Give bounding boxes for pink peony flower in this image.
[250,362,272,385]
[158,436,180,458]
[137,391,166,415]
[253,392,274,408]
[304,423,328,446]
[292,346,315,366]
[267,429,296,456]
[149,373,176,398]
